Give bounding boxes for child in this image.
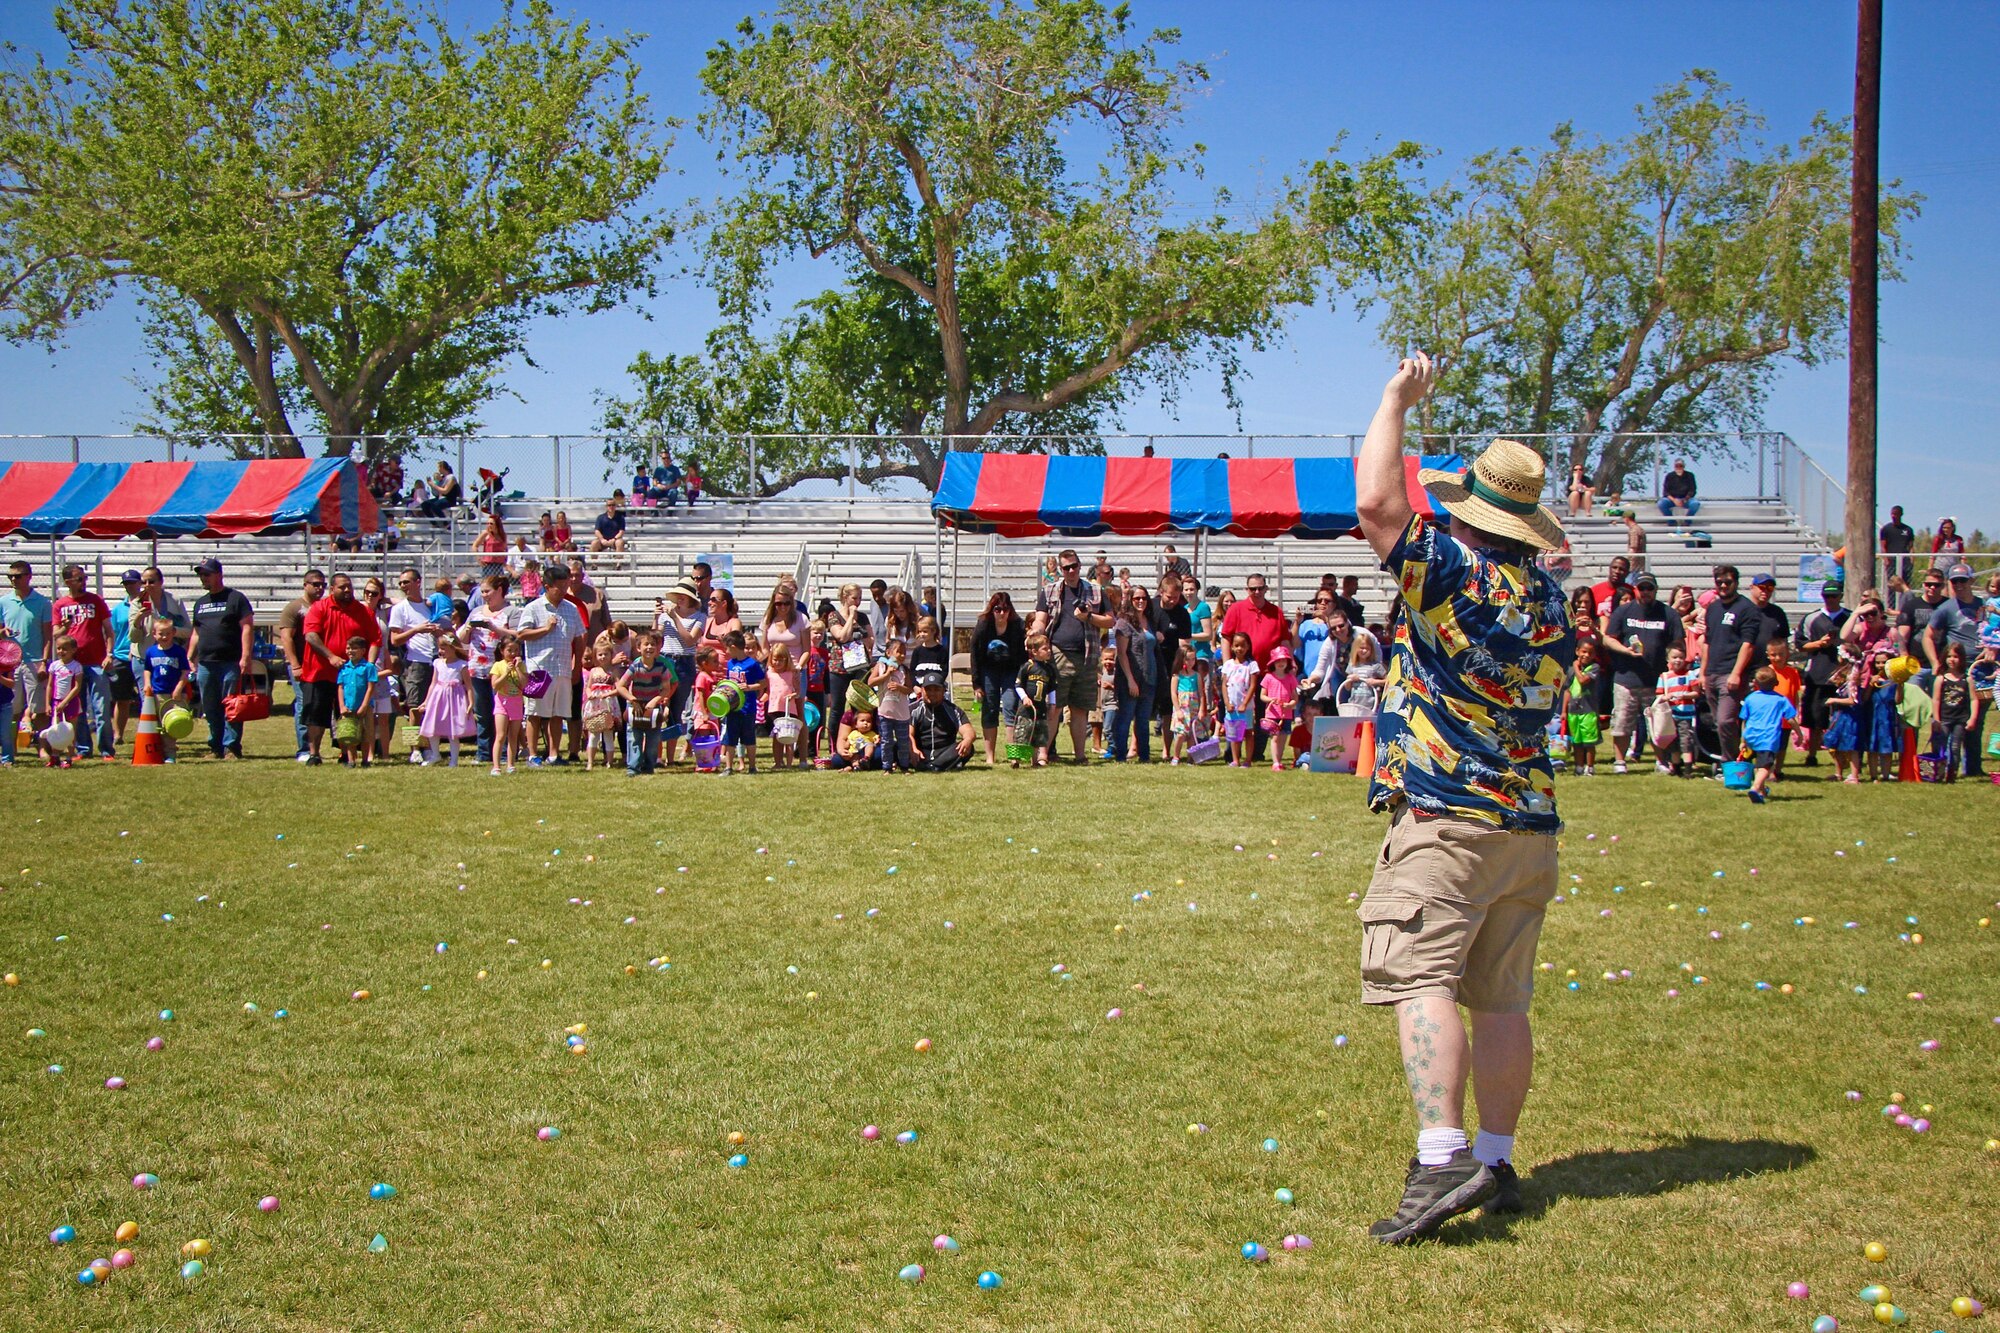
[141,620,191,762]
[1259,646,1300,772]
[1765,639,1804,775]
[1168,644,1199,765]
[1821,656,1861,784]
[870,638,913,773]
[910,617,949,681]
[684,463,704,505]
[723,630,766,774]
[690,646,726,772]
[1013,632,1058,768]
[1218,631,1259,768]
[843,709,879,770]
[765,642,803,769]
[1565,638,1602,776]
[581,644,620,770]
[418,635,473,766]
[551,511,575,550]
[518,557,543,601]
[1740,665,1799,804]
[1931,642,1974,781]
[427,577,456,625]
[489,637,527,774]
[1092,643,1119,754]
[1864,654,1901,783]
[43,634,84,767]
[335,634,379,767]
[620,631,673,776]
[1655,645,1702,777]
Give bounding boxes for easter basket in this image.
[1916,752,1950,784]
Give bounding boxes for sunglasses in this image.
[1061,564,1079,572]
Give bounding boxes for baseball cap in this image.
[1821,580,1845,596]
[1634,572,1658,589]
[913,663,947,688]
[119,568,143,584]
[194,558,223,576]
[1749,573,1776,587]
[1946,562,1974,581]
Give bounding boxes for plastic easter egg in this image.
[727,1153,748,1168]
[367,1234,388,1253]
[933,1235,959,1253]
[1864,1241,1888,1263]
[1262,1138,1279,1153]
[274,1009,287,1019]
[913,1038,932,1053]
[977,1270,1004,1289]
[76,1268,97,1286]
[1105,1008,1122,1020]
[159,1009,174,1022]
[1241,1242,1269,1263]
[1333,1034,1348,1048]
[896,1130,918,1146]
[1813,1319,1839,1333]
[1282,1233,1313,1251]
[369,1182,397,1200]
[727,1131,748,1147]
[258,1195,280,1213]
[51,1225,76,1244]
[104,1076,126,1090]
[1860,1286,1891,1305]
[133,1173,158,1190]
[146,1036,164,1051]
[114,1221,138,1243]
[537,1126,561,1141]
[861,1125,881,1141]
[177,1257,206,1279]
[1187,1123,1208,1136]
[89,1257,112,1276]
[110,1249,134,1269]
[1788,1282,1811,1299]
[1873,1303,1906,1326]
[898,1263,925,1283]
[1952,1297,1983,1318]
[1273,1188,1294,1205]
[181,1238,211,1259]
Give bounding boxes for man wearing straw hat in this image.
[1353,354,1574,1244]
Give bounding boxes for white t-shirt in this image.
[388,598,438,665]
[463,602,519,679]
[520,596,584,676]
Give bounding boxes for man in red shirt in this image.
[53,563,115,759]
[1220,574,1293,760]
[300,573,382,764]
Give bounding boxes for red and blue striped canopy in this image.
[0,458,378,540]
[930,452,1462,539]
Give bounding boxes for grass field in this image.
[2,716,1996,1331]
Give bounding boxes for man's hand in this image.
[1726,671,1744,696]
[1383,352,1437,413]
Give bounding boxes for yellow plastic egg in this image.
[475,970,488,980]
[114,1221,139,1243]
[540,959,553,970]
[1864,1240,1888,1262]
[726,1131,747,1146]
[3,973,18,986]
[913,1038,932,1053]
[180,1238,211,1259]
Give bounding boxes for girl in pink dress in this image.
[419,636,474,766]
[1259,646,1301,771]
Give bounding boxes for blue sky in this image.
[2,1,1994,530]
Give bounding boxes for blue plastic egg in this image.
[977,1270,1004,1289]
[1241,1242,1269,1263]
[1812,1319,1837,1333]
[1261,1138,1279,1153]
[898,1263,925,1283]
[51,1225,76,1244]
[180,1259,205,1280]
[727,1153,748,1168]
[369,1182,397,1200]
[76,1268,97,1286]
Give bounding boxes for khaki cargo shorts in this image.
[1358,804,1559,1014]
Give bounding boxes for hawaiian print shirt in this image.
[1366,514,1574,832]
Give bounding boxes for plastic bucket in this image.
[1720,760,1753,790]
[803,702,822,732]
[691,733,722,771]
[704,681,745,718]
[160,706,195,740]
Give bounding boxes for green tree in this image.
[603,0,1422,494]
[1,0,673,453]
[1374,71,1917,488]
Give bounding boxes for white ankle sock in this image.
[1416,1127,1468,1167]
[1473,1131,1515,1167]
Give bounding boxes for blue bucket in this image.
[1720,760,1753,790]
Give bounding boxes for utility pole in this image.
[1844,0,1882,603]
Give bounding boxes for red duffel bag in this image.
[224,662,273,723]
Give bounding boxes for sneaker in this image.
[1613,760,1628,775]
[1803,754,1820,768]
[1748,789,1767,804]
[1655,761,1675,774]
[296,751,313,764]
[526,756,545,768]
[408,751,424,764]
[305,754,323,766]
[1484,1160,1524,1215]
[491,767,503,777]
[1367,1149,1497,1244]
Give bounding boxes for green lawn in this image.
[2,718,1995,1331]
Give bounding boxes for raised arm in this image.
[1355,355,1437,561]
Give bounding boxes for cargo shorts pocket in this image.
[1358,891,1424,988]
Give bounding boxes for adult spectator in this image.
[567,556,609,637]
[589,497,628,554]
[1296,590,1339,706]
[461,574,520,766]
[882,588,920,649]
[417,461,462,518]
[821,582,873,760]
[1747,574,1790,650]
[1566,463,1596,517]
[366,446,404,508]
[107,570,148,747]
[1601,572,1683,774]
[1333,575,1367,627]
[1878,505,1915,583]
[517,565,585,765]
[1161,544,1192,580]
[53,563,116,759]
[969,591,1026,764]
[474,512,510,573]
[1150,576,1192,728]
[1793,579,1849,768]
[0,560,54,766]
[908,663,975,770]
[1658,459,1700,530]
[1220,574,1291,665]
[652,450,685,507]
[1895,569,1948,669]
[1353,355,1572,1242]
[654,576,704,765]
[1108,585,1159,762]
[1702,565,1768,761]
[699,588,742,657]
[186,559,254,759]
[132,567,190,650]
[1929,517,1966,572]
[1927,563,1988,778]
[1301,610,1364,713]
[1032,548,1112,764]
[1090,552,1116,590]
[760,585,810,665]
[865,579,891,644]
[387,568,440,744]
[359,576,396,760]
[299,574,380,765]
[1186,577,1215,661]
[1881,572,1912,618]
[1622,511,1647,571]
[1589,556,1632,619]
[275,569,327,761]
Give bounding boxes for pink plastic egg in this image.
[1787,1281,1810,1299]
[861,1125,881,1141]
[145,1037,164,1052]
[257,1195,280,1213]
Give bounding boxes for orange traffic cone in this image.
[1354,719,1377,780]
[131,691,166,767]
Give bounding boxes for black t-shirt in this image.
[1036,579,1100,654]
[910,643,950,678]
[1755,601,1790,650]
[1794,607,1850,685]
[1879,521,1915,555]
[1150,604,1192,677]
[910,697,969,762]
[1604,600,1684,688]
[191,588,254,664]
[595,511,625,539]
[1332,593,1366,626]
[1895,596,1944,652]
[1663,470,1697,501]
[1702,593,1769,681]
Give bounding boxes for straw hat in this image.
[1417,440,1564,551]
[667,576,701,604]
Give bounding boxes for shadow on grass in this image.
[1446,1135,1815,1243]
